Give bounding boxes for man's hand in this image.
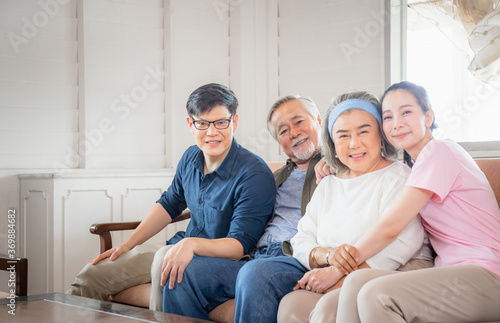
[314,157,335,184]
[293,266,343,294]
[329,244,359,275]
[90,244,132,265]
[161,238,196,290]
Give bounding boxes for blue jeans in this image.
[234,255,307,323]
[162,242,287,319]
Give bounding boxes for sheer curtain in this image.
[409,0,500,88]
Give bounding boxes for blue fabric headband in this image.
[328,99,381,141]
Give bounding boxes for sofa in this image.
[89,158,500,322]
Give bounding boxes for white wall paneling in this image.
[19,170,189,294]
[60,189,114,291]
[22,188,51,295]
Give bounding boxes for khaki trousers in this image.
[278,288,340,323]
[279,264,500,323]
[339,264,500,323]
[277,258,433,323]
[66,244,166,304]
[149,245,173,311]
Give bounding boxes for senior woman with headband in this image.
[232,91,431,323]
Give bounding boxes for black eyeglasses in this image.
[191,116,233,130]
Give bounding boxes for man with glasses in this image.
[67,83,276,311]
[156,94,323,321]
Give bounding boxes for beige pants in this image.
[66,244,167,305]
[278,288,340,323]
[279,264,500,323]
[339,264,500,323]
[278,258,433,323]
[149,245,173,311]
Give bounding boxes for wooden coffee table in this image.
[0,292,213,322]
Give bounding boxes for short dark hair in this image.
[321,91,398,174]
[186,83,238,117]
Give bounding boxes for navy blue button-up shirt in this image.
[157,138,276,255]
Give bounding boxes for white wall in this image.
[274,0,387,159]
[166,0,231,166]
[278,0,386,108]
[79,0,166,169]
[0,0,388,291]
[0,0,78,169]
[0,0,76,261]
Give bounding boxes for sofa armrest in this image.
[89,210,191,254]
[475,158,500,208]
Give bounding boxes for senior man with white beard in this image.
[155,94,323,321]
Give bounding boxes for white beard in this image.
[291,137,317,161]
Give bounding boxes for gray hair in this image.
[321,91,398,174]
[267,95,320,140]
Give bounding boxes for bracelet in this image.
[311,249,319,267]
[325,249,331,266]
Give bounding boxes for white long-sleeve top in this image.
[291,161,425,270]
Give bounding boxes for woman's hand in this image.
[314,157,335,184]
[293,266,343,294]
[160,238,196,290]
[329,244,359,275]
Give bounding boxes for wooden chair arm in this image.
[90,221,142,235]
[89,210,191,254]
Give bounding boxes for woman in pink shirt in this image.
[324,81,500,322]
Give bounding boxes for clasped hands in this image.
[294,244,360,294]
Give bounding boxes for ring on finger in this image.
[306,285,311,291]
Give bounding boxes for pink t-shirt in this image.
[406,139,500,277]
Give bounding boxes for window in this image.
[401,1,500,155]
